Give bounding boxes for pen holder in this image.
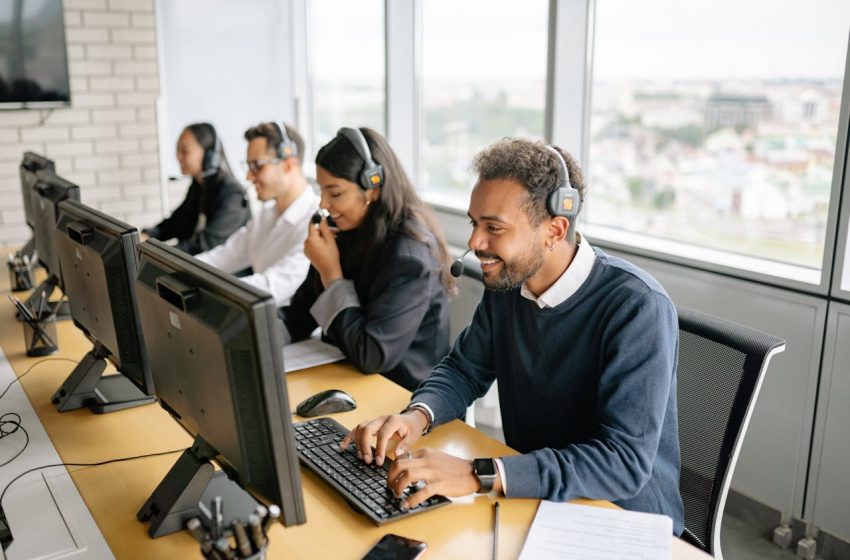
[241,547,267,560]
[22,310,58,357]
[8,260,34,292]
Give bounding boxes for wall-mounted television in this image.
[0,0,71,109]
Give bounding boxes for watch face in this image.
[474,458,497,477]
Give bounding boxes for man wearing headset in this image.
[342,138,684,533]
[195,122,318,306]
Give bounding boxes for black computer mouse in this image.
[296,389,357,417]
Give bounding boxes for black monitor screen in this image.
[31,169,79,284]
[55,200,152,395]
[135,240,305,525]
[20,151,55,229]
[0,0,71,108]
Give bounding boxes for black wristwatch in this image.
[473,458,497,494]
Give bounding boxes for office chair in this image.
[676,305,785,558]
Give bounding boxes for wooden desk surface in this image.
[1,256,710,559]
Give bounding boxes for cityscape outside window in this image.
[420,0,548,204]
[588,0,850,272]
[309,0,385,150]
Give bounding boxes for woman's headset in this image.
[545,145,580,219]
[337,127,384,190]
[271,122,299,160]
[201,124,222,177]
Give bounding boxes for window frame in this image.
[294,0,849,296]
[302,0,388,172]
[830,38,850,302]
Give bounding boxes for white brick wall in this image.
[0,0,162,244]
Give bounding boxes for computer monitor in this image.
[19,152,56,257]
[134,239,306,538]
[24,169,79,319]
[51,200,156,414]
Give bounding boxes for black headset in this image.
[545,145,580,219]
[337,127,384,189]
[271,122,299,160]
[201,124,221,177]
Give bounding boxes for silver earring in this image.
[548,243,555,252]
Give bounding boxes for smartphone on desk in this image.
[362,533,427,560]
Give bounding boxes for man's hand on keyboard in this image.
[340,412,428,466]
[386,449,478,509]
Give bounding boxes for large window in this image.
[420,0,548,203]
[309,0,385,151]
[588,0,849,276]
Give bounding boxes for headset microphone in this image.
[451,249,472,278]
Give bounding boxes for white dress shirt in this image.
[196,187,318,306]
[519,232,595,308]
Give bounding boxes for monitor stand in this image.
[51,341,156,414]
[19,276,71,322]
[137,436,260,539]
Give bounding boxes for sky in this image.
[593,0,850,81]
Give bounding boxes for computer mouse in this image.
[296,389,356,417]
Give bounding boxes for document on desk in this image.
[518,501,672,560]
[283,338,345,372]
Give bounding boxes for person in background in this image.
[194,122,317,306]
[142,122,250,255]
[278,127,456,392]
[342,138,684,534]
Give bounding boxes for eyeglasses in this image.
[241,158,282,174]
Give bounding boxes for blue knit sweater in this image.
[412,248,684,533]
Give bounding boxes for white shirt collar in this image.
[520,233,596,309]
[280,185,319,225]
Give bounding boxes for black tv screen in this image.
[0,0,71,108]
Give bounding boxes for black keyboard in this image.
[293,417,451,525]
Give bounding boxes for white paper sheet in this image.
[518,501,672,560]
[283,338,345,372]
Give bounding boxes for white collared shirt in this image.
[519,232,595,309]
[196,186,318,306]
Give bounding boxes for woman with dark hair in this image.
[142,122,250,255]
[279,127,456,392]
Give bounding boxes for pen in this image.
[213,496,223,540]
[36,289,46,321]
[262,504,280,535]
[248,513,265,552]
[254,504,268,525]
[186,517,206,542]
[493,501,500,560]
[233,520,252,557]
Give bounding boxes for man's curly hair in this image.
[472,138,585,240]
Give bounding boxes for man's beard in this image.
[478,237,545,292]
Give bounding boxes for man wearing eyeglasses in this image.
[195,122,318,306]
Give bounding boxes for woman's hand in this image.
[304,217,342,288]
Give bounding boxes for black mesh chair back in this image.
[676,306,785,558]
